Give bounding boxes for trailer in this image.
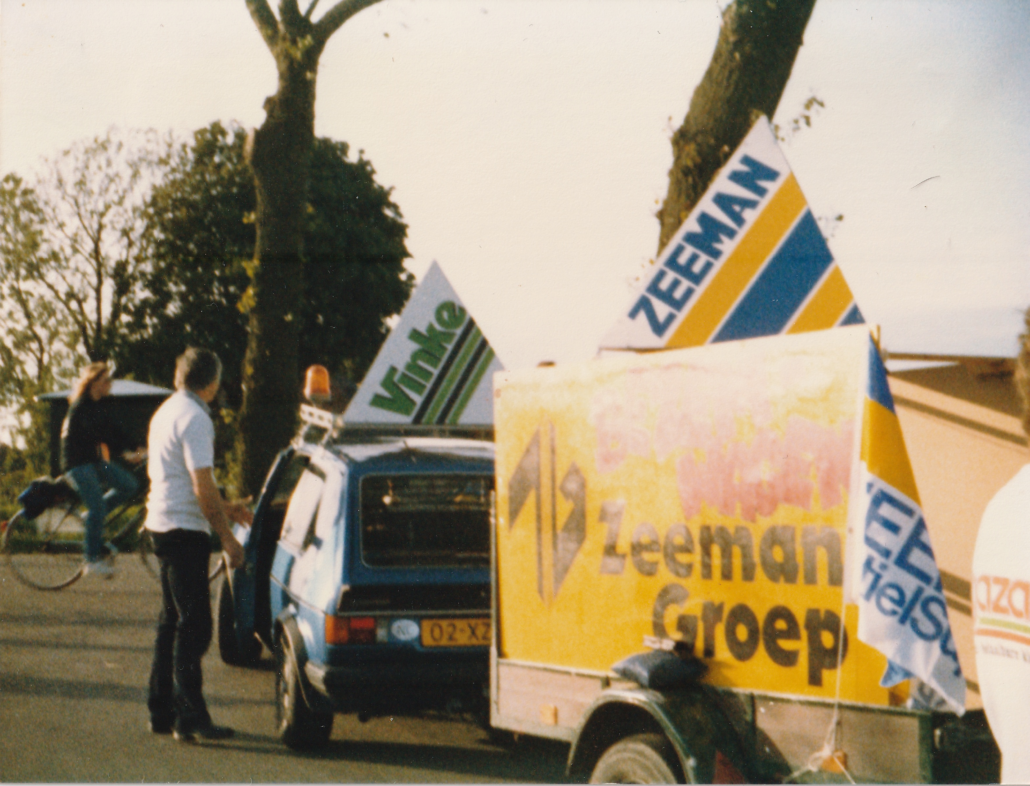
[488,326,995,783]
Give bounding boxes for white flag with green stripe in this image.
[344,261,503,426]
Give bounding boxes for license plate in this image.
[420,617,491,647]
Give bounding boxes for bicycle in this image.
[1,461,226,590]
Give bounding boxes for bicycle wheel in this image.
[98,501,158,581]
[2,505,87,590]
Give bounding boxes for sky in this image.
[2,0,1029,373]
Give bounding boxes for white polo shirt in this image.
[972,463,1030,784]
[144,389,215,534]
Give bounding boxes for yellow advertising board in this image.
[494,326,893,705]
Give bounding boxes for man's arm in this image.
[191,467,253,568]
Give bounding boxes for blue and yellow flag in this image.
[599,116,965,711]
[601,116,862,351]
[848,338,966,714]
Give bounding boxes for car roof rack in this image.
[296,404,494,446]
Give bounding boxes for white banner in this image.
[344,261,503,426]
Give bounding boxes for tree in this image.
[123,121,411,414]
[0,174,71,474]
[0,130,166,487]
[0,175,72,409]
[120,122,256,402]
[657,0,818,253]
[298,137,411,375]
[0,129,166,465]
[31,129,168,362]
[239,0,384,495]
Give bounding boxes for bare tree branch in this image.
[312,0,380,45]
[245,0,281,51]
[303,0,320,20]
[279,0,305,30]
[7,284,46,367]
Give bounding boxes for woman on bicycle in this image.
[61,361,145,577]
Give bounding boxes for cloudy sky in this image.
[2,0,1028,370]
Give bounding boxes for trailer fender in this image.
[567,687,747,783]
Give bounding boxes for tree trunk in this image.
[657,0,817,253]
[237,28,324,495]
[237,0,381,496]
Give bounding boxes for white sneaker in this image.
[84,559,115,579]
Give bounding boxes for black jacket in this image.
[60,396,129,472]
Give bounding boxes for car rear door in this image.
[231,448,306,648]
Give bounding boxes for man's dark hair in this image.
[174,347,222,393]
[1017,307,1030,438]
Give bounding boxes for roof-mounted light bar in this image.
[297,402,492,445]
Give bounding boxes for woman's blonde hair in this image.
[70,361,111,403]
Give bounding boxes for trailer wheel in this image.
[590,733,682,784]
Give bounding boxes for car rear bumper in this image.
[305,655,488,715]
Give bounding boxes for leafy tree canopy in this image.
[119,121,413,408]
[0,174,70,408]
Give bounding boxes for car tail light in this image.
[325,615,377,645]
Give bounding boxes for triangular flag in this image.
[344,261,503,426]
[601,116,863,351]
[846,337,965,714]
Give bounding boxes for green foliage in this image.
[0,174,77,484]
[299,138,412,378]
[0,399,50,518]
[119,121,413,407]
[0,121,410,501]
[120,122,255,398]
[36,129,169,362]
[0,174,69,408]
[0,443,31,519]
[1,131,166,510]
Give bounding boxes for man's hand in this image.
[221,534,245,570]
[225,497,254,527]
[191,467,250,569]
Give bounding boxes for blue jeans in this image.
[65,461,139,562]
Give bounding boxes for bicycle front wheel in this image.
[2,505,87,590]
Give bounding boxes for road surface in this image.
[0,556,568,782]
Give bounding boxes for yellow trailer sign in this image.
[494,326,893,705]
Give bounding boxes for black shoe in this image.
[173,723,235,743]
[149,720,173,735]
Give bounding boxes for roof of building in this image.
[38,379,173,401]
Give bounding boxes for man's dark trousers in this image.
[147,529,213,733]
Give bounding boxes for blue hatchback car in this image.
[217,416,494,750]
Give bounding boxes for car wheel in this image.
[276,636,333,750]
[590,733,682,784]
[216,574,262,666]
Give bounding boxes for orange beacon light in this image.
[304,365,331,407]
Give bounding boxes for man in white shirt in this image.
[145,348,253,743]
[973,309,1030,784]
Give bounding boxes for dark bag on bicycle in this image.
[17,477,72,520]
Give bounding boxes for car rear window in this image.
[359,474,492,568]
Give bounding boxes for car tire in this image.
[276,636,333,750]
[590,733,682,784]
[216,574,262,667]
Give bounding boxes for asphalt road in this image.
[0,556,568,783]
